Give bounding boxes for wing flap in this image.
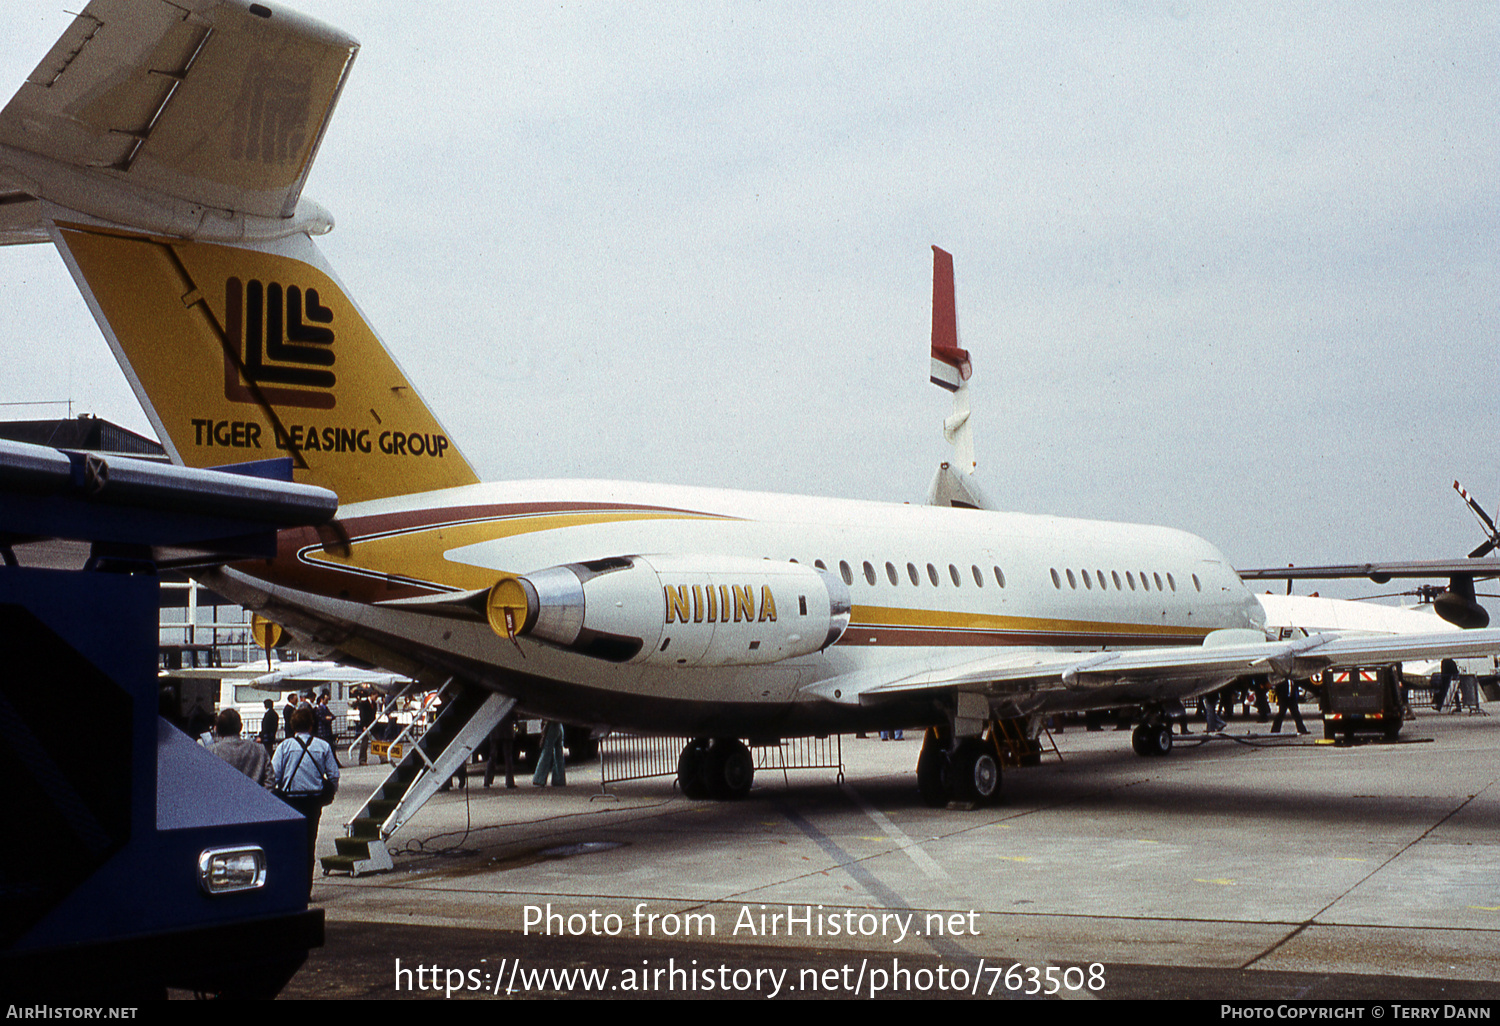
[807,628,1500,708]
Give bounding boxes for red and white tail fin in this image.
[925,246,990,509]
[929,246,972,392]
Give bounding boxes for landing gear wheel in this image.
[1132,722,1173,756]
[704,738,754,800]
[916,740,952,808]
[1151,723,1173,755]
[951,739,1002,805]
[677,738,711,799]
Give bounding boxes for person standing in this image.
[272,706,340,899]
[210,708,273,788]
[354,688,377,766]
[314,692,339,766]
[484,709,518,789]
[282,694,299,745]
[258,698,279,758]
[1270,680,1309,734]
[1203,691,1227,733]
[532,720,566,787]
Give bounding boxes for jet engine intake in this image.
[486,554,851,666]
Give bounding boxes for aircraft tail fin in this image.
[927,246,977,478]
[0,0,479,504]
[929,246,971,392]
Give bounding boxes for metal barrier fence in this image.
[753,735,844,786]
[597,734,684,788]
[597,734,845,793]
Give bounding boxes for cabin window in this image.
[863,561,877,586]
[886,561,900,586]
[1081,569,1092,590]
[815,559,827,571]
[949,564,962,587]
[907,562,921,586]
[1094,569,1105,589]
[1167,573,1176,592]
[1111,570,1122,590]
[1066,569,1077,589]
[1051,568,1061,589]
[928,563,940,586]
[839,560,853,586]
[1192,574,1202,592]
[1140,571,1151,591]
[994,567,1005,587]
[972,565,984,587]
[1126,571,1136,590]
[1153,572,1164,591]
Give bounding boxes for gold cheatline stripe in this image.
[849,604,1210,638]
[299,510,727,592]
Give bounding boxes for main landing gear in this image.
[1130,720,1174,757]
[916,729,1003,808]
[677,738,755,800]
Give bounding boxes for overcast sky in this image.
[2,1,1495,604]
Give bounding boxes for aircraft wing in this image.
[1237,558,1500,583]
[805,627,1500,707]
[161,661,409,690]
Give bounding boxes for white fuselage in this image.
[217,478,1265,736]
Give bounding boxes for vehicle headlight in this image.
[197,846,267,894]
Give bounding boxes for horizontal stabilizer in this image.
[0,0,357,239]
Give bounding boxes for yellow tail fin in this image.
[55,225,478,503]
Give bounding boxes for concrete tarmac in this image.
[280,705,1500,1000]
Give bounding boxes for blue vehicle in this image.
[0,441,336,999]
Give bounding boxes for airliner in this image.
[3,0,1497,807]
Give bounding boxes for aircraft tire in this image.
[705,738,754,800]
[916,744,951,808]
[677,739,711,799]
[1132,722,1173,756]
[951,739,1002,805]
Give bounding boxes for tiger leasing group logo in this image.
[224,276,337,410]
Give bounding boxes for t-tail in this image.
[0,0,478,505]
[924,246,990,510]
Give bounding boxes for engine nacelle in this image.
[486,554,851,666]
[1435,573,1490,630]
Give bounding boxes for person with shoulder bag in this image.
[271,706,341,899]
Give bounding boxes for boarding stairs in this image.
[320,680,514,876]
